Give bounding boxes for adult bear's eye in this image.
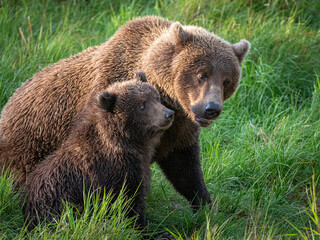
[197,73,208,82]
[223,78,231,87]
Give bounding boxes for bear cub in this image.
[21,72,174,229]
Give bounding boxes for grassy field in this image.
[0,0,320,239]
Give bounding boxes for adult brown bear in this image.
[0,16,250,209]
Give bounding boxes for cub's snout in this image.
[159,107,174,130]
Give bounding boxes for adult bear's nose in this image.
[204,102,221,119]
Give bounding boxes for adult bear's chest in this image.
[152,109,200,161]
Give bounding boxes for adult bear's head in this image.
[143,21,250,127]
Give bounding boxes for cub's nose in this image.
[204,102,222,119]
[165,109,175,120]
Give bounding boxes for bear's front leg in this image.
[124,177,147,229]
[129,196,146,229]
[157,144,211,210]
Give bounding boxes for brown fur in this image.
[0,16,250,208]
[21,77,174,229]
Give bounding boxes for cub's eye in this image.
[197,73,208,82]
[223,78,231,87]
[140,102,146,110]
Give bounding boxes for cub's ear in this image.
[170,22,191,45]
[232,39,251,63]
[135,71,147,82]
[98,92,117,112]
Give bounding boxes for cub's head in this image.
[144,22,250,127]
[97,72,174,137]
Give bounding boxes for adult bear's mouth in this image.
[194,115,214,127]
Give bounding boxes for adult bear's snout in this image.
[204,102,222,120]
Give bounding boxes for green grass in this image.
[0,170,142,239]
[0,0,319,239]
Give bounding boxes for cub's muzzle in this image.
[159,108,174,130]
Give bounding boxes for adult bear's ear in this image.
[98,92,117,113]
[170,22,191,45]
[135,71,147,82]
[232,39,251,63]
